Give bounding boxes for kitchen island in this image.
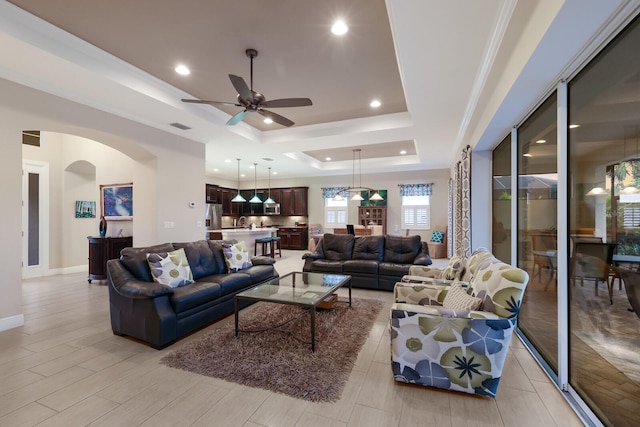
[207,227,278,256]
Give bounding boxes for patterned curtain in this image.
[447,178,454,258]
[398,183,433,196]
[321,187,347,198]
[453,146,472,258]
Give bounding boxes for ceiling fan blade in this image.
[258,109,294,127]
[182,99,242,107]
[229,74,253,101]
[261,98,313,108]
[226,110,249,126]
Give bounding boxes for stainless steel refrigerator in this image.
[205,203,222,238]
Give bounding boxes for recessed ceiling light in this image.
[370,100,381,108]
[240,173,246,177]
[273,171,278,175]
[213,168,219,172]
[175,64,190,75]
[263,118,273,124]
[569,124,580,129]
[536,139,546,144]
[325,157,332,161]
[400,150,407,155]
[225,159,231,163]
[331,20,348,36]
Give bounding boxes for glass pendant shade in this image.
[369,191,384,201]
[351,193,364,201]
[250,163,262,203]
[264,167,275,203]
[232,158,246,202]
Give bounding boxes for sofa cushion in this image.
[384,235,421,264]
[147,248,195,288]
[170,280,222,313]
[173,240,219,280]
[343,259,379,275]
[379,262,412,277]
[207,240,235,275]
[216,273,254,296]
[353,235,384,261]
[309,259,344,273]
[222,241,252,272]
[239,264,277,283]
[120,243,175,282]
[322,234,355,261]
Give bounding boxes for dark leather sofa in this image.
[107,239,278,349]
[302,234,432,291]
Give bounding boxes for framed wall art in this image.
[100,183,133,220]
[75,200,96,218]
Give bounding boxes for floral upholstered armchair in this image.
[390,251,529,397]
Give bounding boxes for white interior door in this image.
[22,160,49,279]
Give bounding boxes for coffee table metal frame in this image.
[234,271,352,351]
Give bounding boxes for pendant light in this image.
[264,167,275,204]
[369,191,384,201]
[231,158,246,202]
[249,163,262,203]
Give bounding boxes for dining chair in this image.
[571,241,617,304]
[612,266,640,319]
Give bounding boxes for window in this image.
[325,197,347,228]
[401,195,430,229]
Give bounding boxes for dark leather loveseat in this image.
[107,239,278,349]
[302,234,432,291]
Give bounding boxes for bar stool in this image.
[254,237,273,257]
[270,236,282,258]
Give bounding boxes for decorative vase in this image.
[99,216,107,237]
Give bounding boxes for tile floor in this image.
[0,250,585,426]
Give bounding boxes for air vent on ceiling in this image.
[22,130,41,147]
[170,122,192,130]
[262,158,274,161]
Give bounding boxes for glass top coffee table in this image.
[234,271,352,351]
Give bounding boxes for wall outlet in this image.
[196,220,202,227]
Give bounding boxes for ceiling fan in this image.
[181,48,312,127]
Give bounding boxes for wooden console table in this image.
[87,236,133,283]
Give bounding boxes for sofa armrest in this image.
[391,302,504,320]
[412,242,432,266]
[302,251,324,260]
[107,259,173,299]
[250,256,276,265]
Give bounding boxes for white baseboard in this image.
[0,314,25,332]
[46,265,88,276]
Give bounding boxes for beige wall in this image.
[0,78,206,331]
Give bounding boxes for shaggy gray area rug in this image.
[161,298,384,402]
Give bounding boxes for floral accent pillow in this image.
[223,241,253,272]
[441,255,464,280]
[430,231,445,243]
[442,282,482,311]
[146,248,194,288]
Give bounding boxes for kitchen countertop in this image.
[209,227,277,233]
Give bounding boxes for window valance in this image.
[321,187,347,198]
[398,183,433,197]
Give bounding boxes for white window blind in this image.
[401,195,430,229]
[325,198,347,228]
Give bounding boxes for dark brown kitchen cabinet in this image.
[279,187,308,216]
[278,227,308,249]
[205,184,219,203]
[87,236,133,283]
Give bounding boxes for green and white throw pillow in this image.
[147,248,194,288]
[223,241,253,272]
[442,282,482,311]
